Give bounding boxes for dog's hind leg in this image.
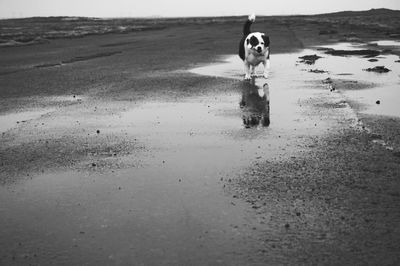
[263,51,270,78]
[262,60,270,78]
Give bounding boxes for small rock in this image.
[322,77,333,84]
[298,54,322,65]
[376,100,381,104]
[92,163,97,167]
[96,130,100,134]
[284,223,290,229]
[364,66,391,73]
[309,69,328,74]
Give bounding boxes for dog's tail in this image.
[243,14,256,36]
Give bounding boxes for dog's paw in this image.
[263,72,269,79]
[244,74,252,80]
[248,14,256,22]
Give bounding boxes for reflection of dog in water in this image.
[240,78,270,127]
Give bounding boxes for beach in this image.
[1,10,400,265]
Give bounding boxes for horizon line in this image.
[1,7,399,20]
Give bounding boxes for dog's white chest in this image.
[246,53,265,66]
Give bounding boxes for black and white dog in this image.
[238,14,270,80]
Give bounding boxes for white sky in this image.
[0,0,399,18]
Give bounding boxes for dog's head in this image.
[246,32,270,55]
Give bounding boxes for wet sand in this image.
[1,11,400,265]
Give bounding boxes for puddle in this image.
[312,43,400,117]
[1,49,345,265]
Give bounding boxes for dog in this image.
[238,14,270,80]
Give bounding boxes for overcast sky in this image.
[1,0,399,18]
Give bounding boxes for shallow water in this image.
[0,110,52,133]
[369,40,400,47]
[313,43,400,117]
[2,43,396,265]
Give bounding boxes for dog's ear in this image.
[262,35,270,46]
[249,36,259,47]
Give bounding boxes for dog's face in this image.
[245,32,270,55]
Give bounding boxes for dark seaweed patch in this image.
[325,49,380,57]
[363,66,391,73]
[298,54,322,65]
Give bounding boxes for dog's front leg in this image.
[262,59,270,78]
[244,62,252,80]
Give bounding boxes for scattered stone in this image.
[92,163,96,167]
[298,54,322,65]
[284,223,290,229]
[309,69,328,73]
[322,77,333,84]
[364,66,391,73]
[376,100,381,104]
[96,130,100,134]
